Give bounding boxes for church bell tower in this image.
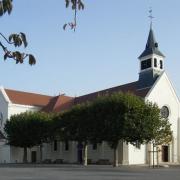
[138,25,165,89]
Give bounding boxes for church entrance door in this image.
[162,145,169,162]
[77,143,83,164]
[31,151,37,163]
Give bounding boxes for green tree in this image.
[54,103,92,166]
[4,111,50,163]
[52,92,172,167]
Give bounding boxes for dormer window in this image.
[154,58,157,67]
[160,60,163,69]
[141,59,152,70]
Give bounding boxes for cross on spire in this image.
[148,7,154,28]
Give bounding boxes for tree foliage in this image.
[0,0,36,65]
[63,0,84,31]
[0,0,85,64]
[4,111,51,162]
[4,93,172,165]
[53,92,172,166]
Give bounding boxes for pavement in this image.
[0,164,179,180]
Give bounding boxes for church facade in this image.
[0,26,180,165]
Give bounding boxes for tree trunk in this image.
[23,147,28,163]
[152,143,155,168]
[83,143,88,166]
[40,144,43,163]
[113,147,118,167]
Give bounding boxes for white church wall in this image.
[7,104,41,163]
[0,141,10,163]
[10,146,40,163]
[146,72,179,163]
[8,104,40,119]
[42,141,77,163]
[128,144,146,164]
[88,144,102,163]
[42,141,115,164]
[0,89,11,163]
[0,89,9,132]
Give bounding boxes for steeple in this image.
[138,26,165,59]
[138,25,165,89]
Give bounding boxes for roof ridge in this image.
[5,88,52,98]
[77,81,138,98]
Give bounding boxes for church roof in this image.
[138,27,165,58]
[43,81,151,113]
[4,81,151,112]
[42,95,74,113]
[5,89,52,107]
[74,81,150,105]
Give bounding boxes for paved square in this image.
[0,165,180,180]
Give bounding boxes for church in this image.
[0,24,179,165]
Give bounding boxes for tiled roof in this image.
[5,81,151,112]
[74,81,150,105]
[43,81,150,112]
[42,95,74,113]
[5,89,52,107]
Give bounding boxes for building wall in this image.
[7,104,41,163]
[0,141,10,163]
[0,89,9,133]
[0,87,42,164]
[146,72,180,163]
[128,144,146,165]
[42,141,127,165]
[0,89,10,163]
[42,141,77,163]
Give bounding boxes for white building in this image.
[0,25,180,165]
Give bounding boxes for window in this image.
[65,141,69,151]
[92,143,97,150]
[135,141,141,149]
[160,60,163,69]
[141,59,152,70]
[160,106,169,118]
[54,140,57,151]
[154,58,157,67]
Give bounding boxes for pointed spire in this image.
[138,26,165,59]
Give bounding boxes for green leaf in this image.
[4,52,8,60]
[20,32,28,48]
[28,54,36,65]
[65,0,69,8]
[13,51,23,63]
[0,1,3,16]
[63,24,67,30]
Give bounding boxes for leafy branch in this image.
[63,0,84,31]
[0,0,36,65]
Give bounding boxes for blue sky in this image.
[1,0,180,97]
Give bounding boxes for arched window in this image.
[154,58,157,67]
[141,59,152,70]
[160,60,163,69]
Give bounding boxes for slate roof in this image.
[74,81,150,105]
[139,27,165,58]
[5,89,52,107]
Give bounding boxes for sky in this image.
[1,0,180,97]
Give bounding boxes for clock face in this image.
[160,106,169,118]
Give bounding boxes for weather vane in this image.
[148,7,154,27]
